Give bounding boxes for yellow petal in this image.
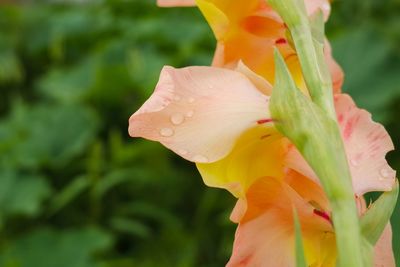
[197,126,287,197]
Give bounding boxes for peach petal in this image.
[305,0,331,20]
[227,177,333,267]
[325,41,344,93]
[157,0,196,7]
[235,61,273,95]
[227,211,295,267]
[336,94,396,194]
[374,224,395,267]
[129,66,269,163]
[286,94,396,195]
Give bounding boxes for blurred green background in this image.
[0,0,399,266]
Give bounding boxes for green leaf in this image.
[293,208,307,267]
[361,180,399,245]
[38,58,96,103]
[0,227,112,267]
[0,51,23,84]
[0,103,98,169]
[109,217,151,239]
[361,237,374,267]
[0,169,51,223]
[47,176,90,216]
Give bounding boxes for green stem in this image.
[267,0,366,266]
[270,0,335,119]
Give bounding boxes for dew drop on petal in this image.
[380,168,391,178]
[350,159,359,167]
[186,110,194,118]
[160,127,174,137]
[192,154,208,163]
[170,113,185,125]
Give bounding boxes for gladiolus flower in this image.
[129,61,395,267]
[156,0,344,92]
[129,65,395,197]
[226,171,395,266]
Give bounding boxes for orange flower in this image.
[129,59,395,267]
[157,0,344,93]
[227,172,395,267]
[129,65,395,198]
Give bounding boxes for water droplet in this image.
[192,154,208,162]
[170,113,184,125]
[380,168,391,178]
[173,95,181,101]
[350,159,359,167]
[322,3,331,12]
[186,110,194,118]
[187,97,195,103]
[160,127,174,137]
[178,149,188,155]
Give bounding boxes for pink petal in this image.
[157,0,196,7]
[227,176,333,267]
[285,94,396,195]
[129,66,269,163]
[227,212,295,267]
[374,224,395,267]
[325,41,344,93]
[235,61,273,95]
[336,94,396,195]
[305,0,331,20]
[230,198,247,223]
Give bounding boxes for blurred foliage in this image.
[0,0,399,266]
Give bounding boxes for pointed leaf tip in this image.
[293,208,307,267]
[361,179,399,245]
[272,48,297,92]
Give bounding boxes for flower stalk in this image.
[267,0,367,266]
[268,0,335,119]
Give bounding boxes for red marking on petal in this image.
[343,119,354,139]
[239,255,251,265]
[275,38,287,45]
[261,134,272,139]
[338,114,344,123]
[257,119,274,124]
[313,209,332,224]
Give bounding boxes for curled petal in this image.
[157,0,196,7]
[235,61,273,95]
[196,0,231,39]
[227,176,334,267]
[286,94,396,195]
[129,66,269,163]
